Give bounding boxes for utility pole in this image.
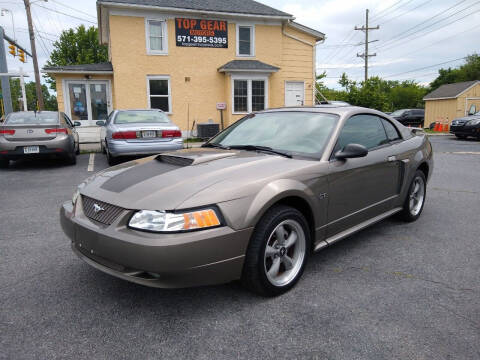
[0,26,13,115]
[23,0,44,110]
[355,9,379,82]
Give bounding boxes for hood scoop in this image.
[157,154,194,166]
[156,151,237,166]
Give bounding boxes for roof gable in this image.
[423,80,480,100]
[97,0,292,18]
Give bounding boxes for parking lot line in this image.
[87,153,95,172]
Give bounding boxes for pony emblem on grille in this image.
[93,203,105,214]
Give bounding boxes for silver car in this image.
[98,109,183,165]
[0,111,79,168]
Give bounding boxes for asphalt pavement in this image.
[1,135,479,359]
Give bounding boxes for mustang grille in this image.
[82,196,125,225]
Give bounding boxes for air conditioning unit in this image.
[197,123,220,140]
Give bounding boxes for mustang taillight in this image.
[0,129,15,135]
[112,131,138,139]
[162,130,182,138]
[45,128,68,134]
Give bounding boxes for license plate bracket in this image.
[24,146,40,154]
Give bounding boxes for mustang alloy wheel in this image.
[400,170,427,222]
[242,205,310,296]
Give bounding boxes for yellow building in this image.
[423,80,480,128]
[44,0,325,133]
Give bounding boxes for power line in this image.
[374,0,416,23]
[370,0,403,21]
[375,0,472,50]
[379,7,480,52]
[379,0,435,26]
[33,3,96,24]
[50,0,97,19]
[384,57,466,78]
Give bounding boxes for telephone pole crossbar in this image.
[355,9,379,82]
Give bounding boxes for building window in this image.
[236,25,254,56]
[146,19,168,54]
[148,76,171,113]
[234,80,248,113]
[233,78,266,113]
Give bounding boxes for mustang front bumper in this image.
[60,201,252,288]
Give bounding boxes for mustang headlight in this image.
[72,188,80,205]
[128,208,221,232]
[467,119,480,125]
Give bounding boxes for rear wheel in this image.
[242,205,310,296]
[455,134,467,139]
[66,151,77,165]
[0,158,9,169]
[399,170,426,222]
[106,145,117,166]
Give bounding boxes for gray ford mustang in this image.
[60,105,433,296]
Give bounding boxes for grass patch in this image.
[184,138,204,143]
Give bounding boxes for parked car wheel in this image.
[399,170,426,222]
[106,144,117,166]
[0,158,9,169]
[242,205,310,296]
[455,134,467,139]
[102,139,107,154]
[66,151,77,165]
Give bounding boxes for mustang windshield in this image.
[208,112,339,156]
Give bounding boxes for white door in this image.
[65,80,112,126]
[285,81,304,107]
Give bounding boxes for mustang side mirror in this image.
[96,120,106,126]
[74,121,81,127]
[335,143,368,160]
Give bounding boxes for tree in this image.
[429,53,480,91]
[4,79,57,112]
[44,25,108,90]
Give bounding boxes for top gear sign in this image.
[175,18,228,48]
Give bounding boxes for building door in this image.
[65,80,112,126]
[285,81,304,106]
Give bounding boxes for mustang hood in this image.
[80,148,312,211]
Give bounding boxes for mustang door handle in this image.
[387,155,396,162]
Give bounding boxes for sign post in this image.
[0,27,13,115]
[216,102,226,130]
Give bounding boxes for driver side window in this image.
[334,114,389,153]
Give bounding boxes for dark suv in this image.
[391,109,425,127]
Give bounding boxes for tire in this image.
[66,151,77,165]
[102,139,106,154]
[0,158,9,169]
[76,143,80,155]
[106,145,117,166]
[398,170,426,222]
[241,205,311,297]
[455,134,467,139]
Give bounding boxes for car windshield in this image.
[390,110,406,116]
[114,111,170,124]
[208,111,339,157]
[5,112,59,125]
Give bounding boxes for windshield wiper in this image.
[201,143,230,150]
[227,145,292,158]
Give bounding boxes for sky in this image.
[0,0,479,91]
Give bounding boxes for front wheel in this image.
[399,170,426,222]
[242,205,310,296]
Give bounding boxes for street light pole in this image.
[23,0,44,110]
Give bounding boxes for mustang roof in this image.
[423,80,480,100]
[97,0,292,18]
